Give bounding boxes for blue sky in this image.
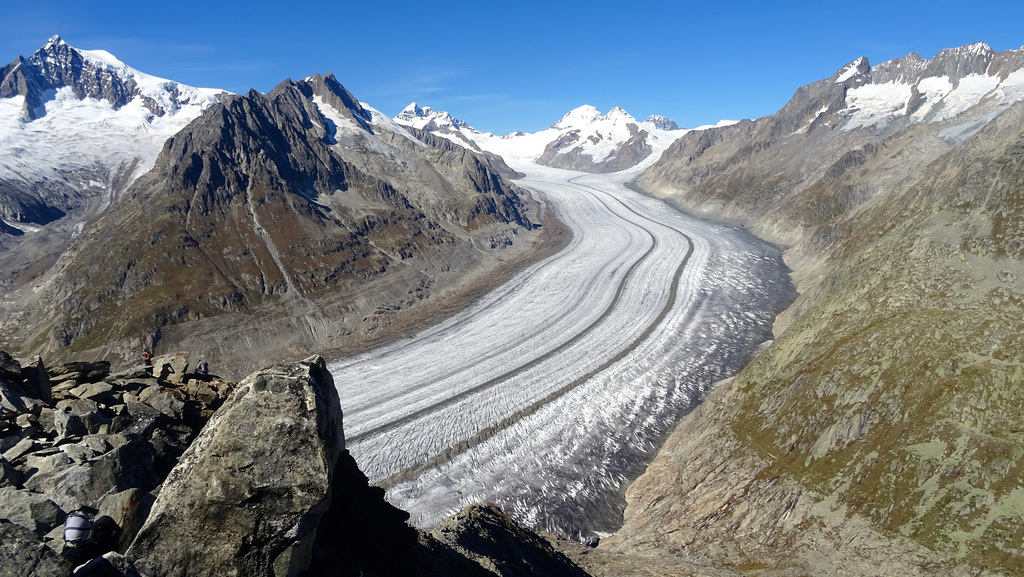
[3,0,1023,134]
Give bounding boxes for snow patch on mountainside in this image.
[910,76,954,121]
[76,46,223,114]
[999,69,1024,104]
[1,86,215,184]
[842,82,913,131]
[312,95,410,158]
[363,102,425,144]
[840,53,1024,133]
[932,73,1002,122]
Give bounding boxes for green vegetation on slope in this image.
[725,109,1024,572]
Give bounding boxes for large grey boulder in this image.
[0,519,72,577]
[0,486,67,535]
[97,488,156,553]
[54,398,110,438]
[18,355,53,405]
[23,439,159,509]
[0,377,46,415]
[127,356,345,577]
[49,361,111,385]
[137,384,185,419]
[428,503,591,577]
[74,551,144,577]
[151,352,189,384]
[0,350,22,381]
[0,455,21,487]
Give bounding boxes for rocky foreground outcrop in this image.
[0,351,588,576]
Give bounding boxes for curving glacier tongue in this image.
[329,163,794,540]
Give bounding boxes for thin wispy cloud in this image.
[370,65,463,99]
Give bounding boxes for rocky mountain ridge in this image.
[0,39,550,378]
[601,41,1024,575]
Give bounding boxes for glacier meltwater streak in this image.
[329,164,794,540]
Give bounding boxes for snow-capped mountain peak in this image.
[551,105,603,130]
[643,115,680,131]
[835,56,870,83]
[604,106,637,124]
[3,34,225,121]
[396,103,690,174]
[0,36,228,225]
[395,101,474,133]
[396,101,427,121]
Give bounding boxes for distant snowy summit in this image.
[0,35,227,227]
[533,105,688,173]
[643,115,680,131]
[394,102,699,174]
[396,103,477,133]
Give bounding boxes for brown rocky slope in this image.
[587,44,1024,575]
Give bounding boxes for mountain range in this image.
[0,38,547,376]
[0,36,224,231]
[2,34,1024,576]
[393,101,704,173]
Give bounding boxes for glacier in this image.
[329,162,793,540]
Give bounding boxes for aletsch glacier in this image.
[329,162,794,540]
[330,42,1024,539]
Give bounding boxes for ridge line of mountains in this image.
[3,34,1024,575]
